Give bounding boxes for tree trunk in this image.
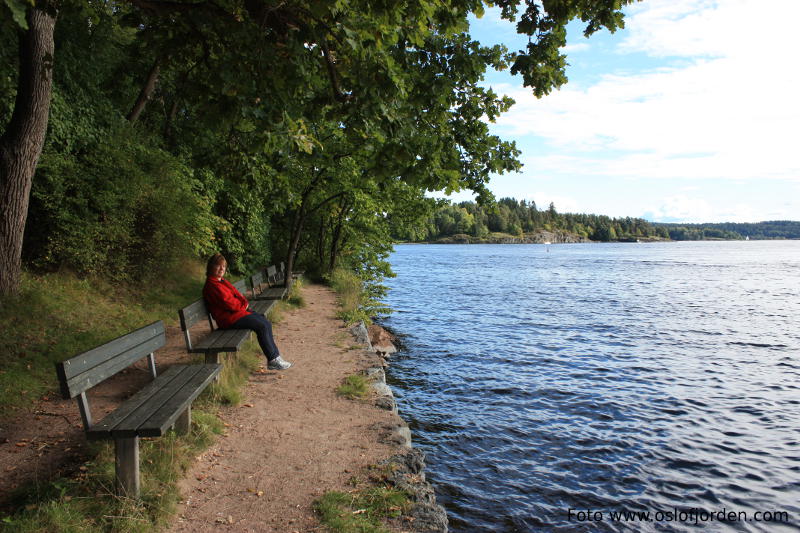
[126,57,161,122]
[316,215,327,269]
[0,6,57,297]
[284,206,306,290]
[328,202,351,272]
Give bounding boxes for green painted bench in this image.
[54,320,221,497]
[178,279,274,365]
[250,266,288,301]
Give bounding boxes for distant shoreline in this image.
[395,236,799,245]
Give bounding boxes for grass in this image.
[327,269,371,326]
[0,262,206,413]
[336,374,370,400]
[202,339,263,406]
[314,486,410,533]
[1,406,225,532]
[266,277,306,324]
[0,260,267,531]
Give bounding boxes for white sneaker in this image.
[267,356,292,370]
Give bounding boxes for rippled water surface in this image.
[382,241,800,532]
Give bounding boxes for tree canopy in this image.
[1,0,638,295]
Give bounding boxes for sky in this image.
[441,0,800,223]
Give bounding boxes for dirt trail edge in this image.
[168,284,410,532]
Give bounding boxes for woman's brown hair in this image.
[206,253,227,276]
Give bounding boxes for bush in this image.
[25,121,220,281]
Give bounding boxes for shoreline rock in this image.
[350,321,449,533]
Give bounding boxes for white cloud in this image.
[489,0,800,183]
[563,43,590,53]
[646,195,715,222]
[645,195,763,223]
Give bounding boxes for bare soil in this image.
[0,284,407,531]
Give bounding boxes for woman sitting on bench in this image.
[203,253,292,370]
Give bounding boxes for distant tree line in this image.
[397,199,800,242]
[659,221,800,240]
[393,198,670,242]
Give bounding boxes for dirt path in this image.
[168,284,405,532]
[0,284,408,531]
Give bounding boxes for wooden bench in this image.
[54,320,221,497]
[178,279,275,366]
[250,266,289,301]
[284,261,304,280]
[232,278,275,315]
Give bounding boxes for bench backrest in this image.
[267,265,279,285]
[179,298,213,337]
[56,321,165,400]
[55,321,164,429]
[232,278,249,297]
[250,269,267,295]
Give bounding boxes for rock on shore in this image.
[350,321,449,533]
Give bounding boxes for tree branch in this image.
[308,190,348,215]
[319,39,352,103]
[127,55,163,122]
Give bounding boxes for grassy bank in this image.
[0,263,207,413]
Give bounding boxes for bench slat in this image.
[107,365,207,438]
[136,364,221,437]
[206,328,249,352]
[58,322,165,381]
[63,335,165,400]
[252,288,287,300]
[86,365,185,440]
[56,322,166,399]
[249,300,275,315]
[192,328,249,353]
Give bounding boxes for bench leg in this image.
[175,405,191,435]
[115,437,140,498]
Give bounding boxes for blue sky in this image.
[441,0,800,223]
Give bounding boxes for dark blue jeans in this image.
[229,312,280,361]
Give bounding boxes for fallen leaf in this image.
[15,442,28,447]
[242,403,254,408]
[352,509,367,515]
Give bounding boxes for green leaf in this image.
[3,0,30,29]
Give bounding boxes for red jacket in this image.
[202,277,251,329]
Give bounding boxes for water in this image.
[382,241,800,532]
